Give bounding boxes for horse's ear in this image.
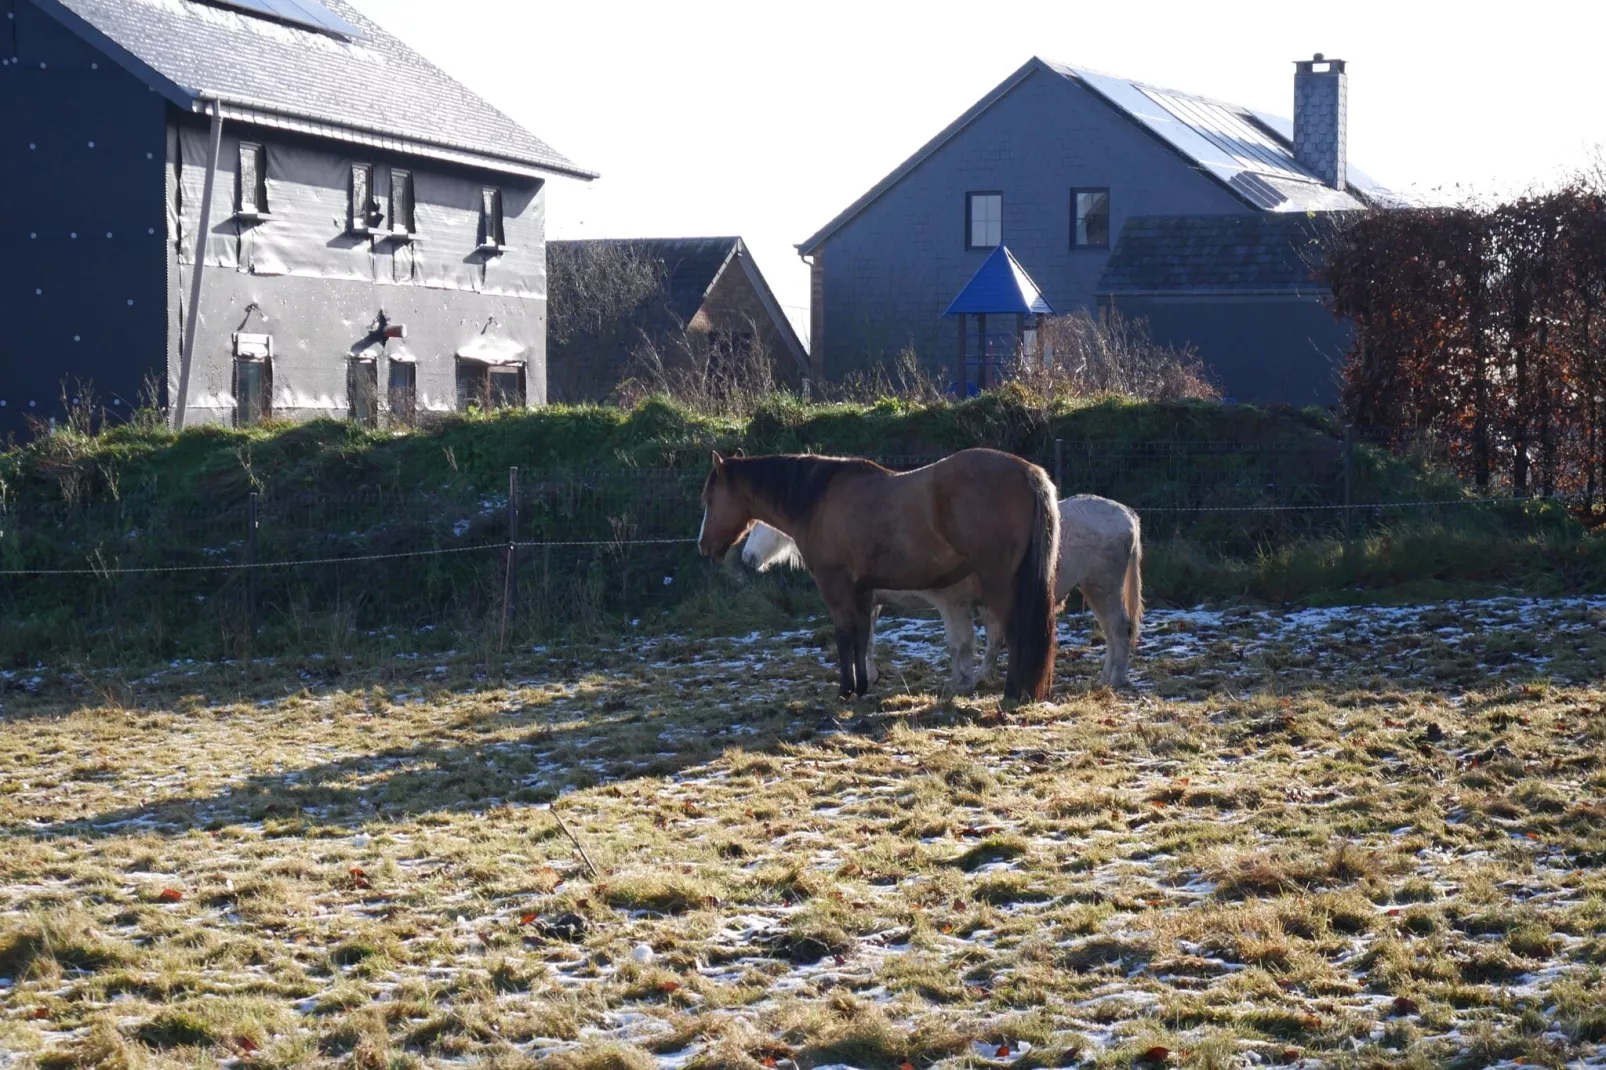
[732,447,745,458]
[710,450,725,470]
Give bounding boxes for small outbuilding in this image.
[944,245,1053,395]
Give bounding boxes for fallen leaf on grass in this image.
[657,980,680,993]
[1391,996,1420,1016]
[1139,1047,1170,1065]
[520,912,539,925]
[995,1044,1011,1058]
[156,888,183,903]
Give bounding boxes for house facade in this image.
[798,55,1402,405]
[0,0,593,436]
[546,238,810,403]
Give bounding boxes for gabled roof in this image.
[798,56,1403,254]
[944,246,1054,316]
[30,0,595,180]
[1096,213,1338,295]
[548,237,810,371]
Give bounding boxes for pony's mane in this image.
[741,522,806,572]
[724,454,885,526]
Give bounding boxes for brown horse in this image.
[697,448,1059,701]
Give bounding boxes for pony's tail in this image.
[1124,518,1144,649]
[1005,466,1060,702]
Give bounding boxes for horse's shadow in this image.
[13,677,853,842]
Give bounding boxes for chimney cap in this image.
[1296,54,1346,73]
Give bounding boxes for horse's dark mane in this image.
[725,454,886,524]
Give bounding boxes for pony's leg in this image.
[934,593,977,692]
[1084,584,1131,688]
[864,602,881,686]
[978,606,1003,682]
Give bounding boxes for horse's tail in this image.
[1124,514,1144,649]
[1006,465,1060,702]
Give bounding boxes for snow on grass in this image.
[0,597,1604,1067]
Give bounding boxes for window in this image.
[456,360,524,411]
[349,164,380,233]
[388,361,417,424]
[1072,188,1110,248]
[478,188,505,250]
[235,357,271,425]
[348,358,379,426]
[966,191,1002,249]
[389,168,415,235]
[237,142,268,216]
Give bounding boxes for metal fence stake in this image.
[499,467,519,652]
[1343,426,1354,546]
[246,491,259,642]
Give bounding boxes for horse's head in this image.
[698,451,755,559]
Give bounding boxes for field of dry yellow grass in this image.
[2,598,1605,1069]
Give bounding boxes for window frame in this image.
[234,355,272,426]
[965,191,1003,250]
[236,141,269,218]
[349,163,378,234]
[389,167,416,236]
[1070,187,1111,249]
[478,187,505,251]
[455,359,525,411]
[388,360,417,425]
[348,357,379,426]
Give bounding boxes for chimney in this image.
[1292,53,1347,191]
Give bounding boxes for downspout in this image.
[173,97,224,429]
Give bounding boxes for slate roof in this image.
[32,0,594,179]
[548,237,809,368]
[799,56,1404,254]
[1096,213,1338,295]
[564,237,746,325]
[944,246,1054,316]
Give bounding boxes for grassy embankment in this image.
[1,388,1600,666]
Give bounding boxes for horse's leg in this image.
[850,589,876,697]
[978,605,1003,683]
[973,569,1019,696]
[815,570,861,698]
[864,600,881,686]
[932,591,977,692]
[1084,583,1131,688]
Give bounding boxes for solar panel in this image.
[194,0,364,39]
[1229,172,1288,211]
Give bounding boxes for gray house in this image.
[1,0,593,436]
[798,55,1403,404]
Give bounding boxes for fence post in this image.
[499,467,519,652]
[246,491,259,641]
[1053,438,1063,492]
[1343,425,1354,545]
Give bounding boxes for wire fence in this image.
[0,435,1572,664]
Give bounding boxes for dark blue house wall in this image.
[1103,294,1351,406]
[814,67,1249,379]
[0,0,168,435]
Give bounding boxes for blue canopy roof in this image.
[944,246,1054,317]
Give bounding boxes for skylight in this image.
[193,0,364,40]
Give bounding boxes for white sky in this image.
[356,0,1606,340]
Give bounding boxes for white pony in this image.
[743,494,1143,690]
